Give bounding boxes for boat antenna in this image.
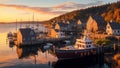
[34,55,37,64]
[32,13,34,29]
[20,19,22,28]
[37,19,39,27]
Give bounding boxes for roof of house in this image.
[19,28,36,37]
[90,15,106,25]
[58,22,68,27]
[109,22,120,29]
[79,19,87,24]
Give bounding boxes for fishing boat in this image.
[55,31,102,60]
[7,32,14,44]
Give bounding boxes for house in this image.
[76,19,86,31]
[17,28,36,45]
[86,15,106,33]
[48,28,65,38]
[106,22,120,35]
[54,22,69,31]
[34,25,49,39]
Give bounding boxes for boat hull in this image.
[55,48,103,60]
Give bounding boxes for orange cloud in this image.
[0,1,103,22]
[0,0,10,2]
[0,1,103,16]
[53,1,103,10]
[0,4,59,15]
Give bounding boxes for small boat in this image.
[7,32,13,39]
[43,43,53,49]
[7,32,14,45]
[64,40,70,45]
[55,32,102,60]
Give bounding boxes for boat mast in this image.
[16,19,17,32]
[34,55,36,64]
[20,19,22,28]
[32,13,34,29]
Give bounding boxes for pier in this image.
[15,37,70,47]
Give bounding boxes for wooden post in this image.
[114,43,117,52]
[118,37,119,53]
[34,55,36,64]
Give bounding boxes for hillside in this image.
[46,1,120,25]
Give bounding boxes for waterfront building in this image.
[17,28,36,45]
[48,29,65,38]
[106,22,120,35]
[86,15,106,33]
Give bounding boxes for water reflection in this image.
[11,43,109,68]
[9,44,14,48]
[17,46,39,59]
[52,55,105,68]
[15,45,57,65]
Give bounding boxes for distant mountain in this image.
[46,1,120,25]
[0,21,45,24]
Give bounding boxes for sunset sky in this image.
[0,0,118,22]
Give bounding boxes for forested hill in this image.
[46,1,120,24]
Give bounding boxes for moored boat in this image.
[55,32,103,60]
[7,32,14,44]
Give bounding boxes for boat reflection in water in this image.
[11,45,109,68]
[52,54,106,68]
[13,44,108,68]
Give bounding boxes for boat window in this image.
[30,31,34,35]
[89,45,91,47]
[23,38,26,41]
[83,45,84,48]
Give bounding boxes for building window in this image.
[30,31,34,35]
[107,26,110,29]
[31,37,35,40]
[23,38,26,41]
[114,30,116,33]
[28,38,30,41]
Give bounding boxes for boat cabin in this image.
[74,36,94,49]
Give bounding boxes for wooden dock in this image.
[15,37,70,47]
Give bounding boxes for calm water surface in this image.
[0,24,109,68]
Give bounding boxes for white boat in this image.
[55,31,102,60]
